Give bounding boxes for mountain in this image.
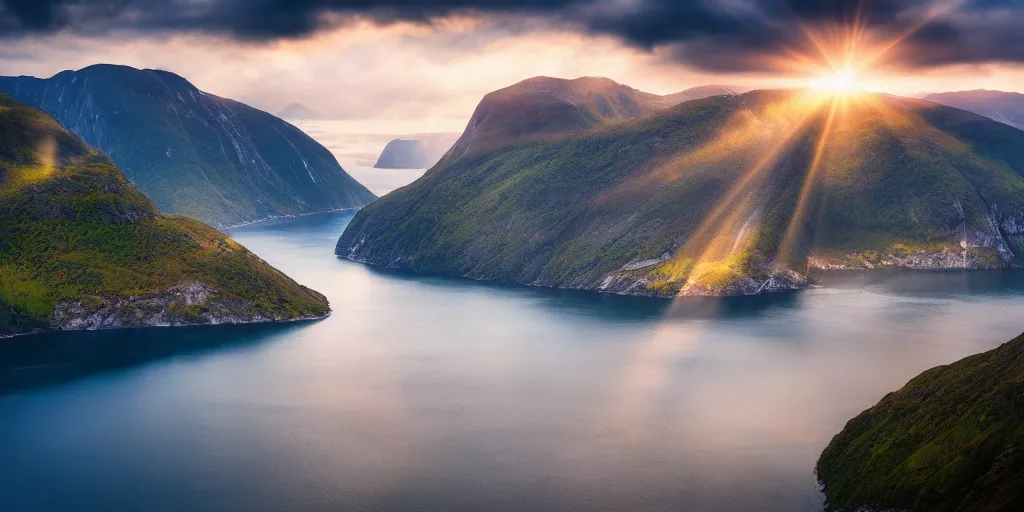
[440,76,730,161]
[817,331,1024,512]
[278,103,323,120]
[0,96,330,336]
[373,134,459,169]
[0,64,375,227]
[337,84,1024,297]
[662,85,740,105]
[925,90,1024,130]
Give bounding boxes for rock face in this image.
[817,331,1024,512]
[337,82,1024,297]
[0,96,330,336]
[50,281,320,331]
[0,64,375,227]
[925,90,1024,131]
[373,135,459,169]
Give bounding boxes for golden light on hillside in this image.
[651,3,959,296]
[36,134,58,171]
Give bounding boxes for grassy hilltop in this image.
[0,96,329,335]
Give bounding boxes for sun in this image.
[809,67,864,95]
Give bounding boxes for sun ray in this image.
[775,96,841,268]
[853,0,966,73]
[672,102,823,265]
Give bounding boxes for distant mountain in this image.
[817,330,1024,512]
[925,90,1024,130]
[0,65,375,227]
[278,103,323,120]
[662,85,740,105]
[337,82,1024,297]
[373,134,459,169]
[0,96,329,336]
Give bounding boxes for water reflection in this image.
[4,208,1024,512]
[0,321,315,394]
[816,268,1024,297]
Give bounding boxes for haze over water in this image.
[2,173,1024,511]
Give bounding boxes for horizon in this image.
[2,61,1018,134]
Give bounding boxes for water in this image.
[3,211,1024,512]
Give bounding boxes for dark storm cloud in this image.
[0,0,1021,71]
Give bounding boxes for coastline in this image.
[341,253,1021,299]
[217,207,363,230]
[0,311,331,340]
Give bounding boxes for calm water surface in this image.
[3,208,1024,511]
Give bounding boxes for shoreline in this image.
[340,254,1022,300]
[0,311,331,340]
[217,207,363,230]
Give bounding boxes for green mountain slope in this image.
[0,96,329,336]
[0,64,375,227]
[337,85,1024,297]
[440,76,732,160]
[817,331,1024,512]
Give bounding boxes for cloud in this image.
[0,1,1021,72]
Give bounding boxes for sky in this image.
[1,0,1024,133]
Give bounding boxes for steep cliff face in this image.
[337,85,1024,297]
[0,64,375,227]
[817,331,1024,512]
[0,96,329,336]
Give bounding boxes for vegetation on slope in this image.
[0,64,375,227]
[817,331,1024,512]
[338,86,1024,297]
[441,76,732,159]
[0,96,329,336]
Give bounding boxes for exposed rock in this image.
[51,282,325,331]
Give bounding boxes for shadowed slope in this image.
[0,64,375,227]
[0,96,329,336]
[338,87,1024,297]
